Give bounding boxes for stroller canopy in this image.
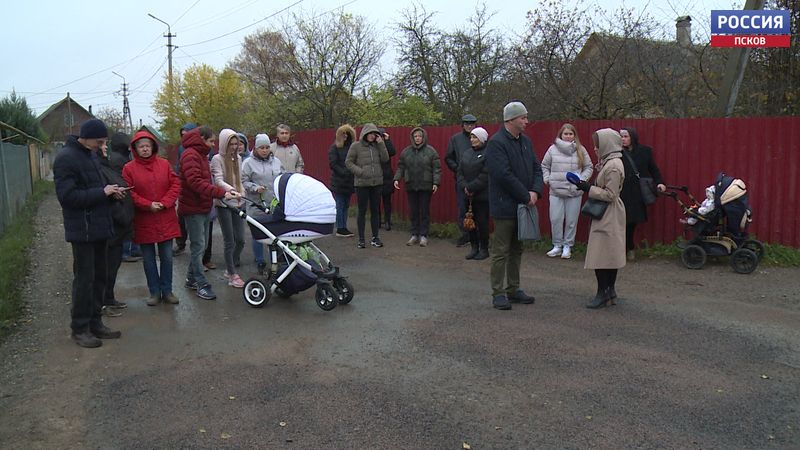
[273,173,336,224]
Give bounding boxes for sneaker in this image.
[204,261,216,270]
[71,331,102,348]
[419,236,428,247]
[122,255,142,263]
[106,300,127,309]
[223,271,232,280]
[336,228,354,237]
[357,240,366,249]
[147,295,161,306]
[561,245,572,259]
[101,306,122,317]
[162,292,180,304]
[228,274,245,288]
[173,245,186,255]
[627,250,636,261]
[508,289,535,304]
[196,284,217,300]
[492,295,512,310]
[406,235,419,246]
[546,245,563,257]
[185,279,199,290]
[371,237,384,248]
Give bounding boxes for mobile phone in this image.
[121,186,134,190]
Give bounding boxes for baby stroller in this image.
[234,173,354,310]
[664,172,764,274]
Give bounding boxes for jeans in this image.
[184,213,210,286]
[122,239,141,258]
[253,239,265,265]
[203,219,214,264]
[356,186,382,240]
[407,190,432,237]
[334,192,351,229]
[105,242,123,304]
[490,218,524,297]
[70,241,107,333]
[176,214,187,248]
[140,240,174,297]
[216,206,245,274]
[549,195,582,246]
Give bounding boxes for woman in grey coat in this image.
[541,123,593,259]
[242,133,284,271]
[574,128,626,309]
[393,127,442,247]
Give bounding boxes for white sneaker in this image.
[561,245,572,259]
[546,245,562,257]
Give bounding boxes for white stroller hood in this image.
[274,173,336,224]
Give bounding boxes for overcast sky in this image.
[1,0,737,128]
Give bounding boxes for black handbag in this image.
[622,151,657,205]
[581,198,609,220]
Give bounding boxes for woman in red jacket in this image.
[122,130,182,306]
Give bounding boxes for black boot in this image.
[385,218,391,231]
[586,287,610,309]
[607,286,617,305]
[473,240,489,260]
[465,242,479,260]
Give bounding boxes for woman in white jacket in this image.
[211,129,246,288]
[541,123,593,259]
[242,133,284,272]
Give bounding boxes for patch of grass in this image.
[760,243,800,267]
[0,180,53,335]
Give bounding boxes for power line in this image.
[181,0,305,48]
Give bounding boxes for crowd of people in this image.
[53,102,667,348]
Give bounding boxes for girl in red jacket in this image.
[123,130,182,306]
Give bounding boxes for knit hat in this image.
[502,102,528,121]
[470,127,489,144]
[462,114,477,123]
[180,122,198,133]
[79,118,108,139]
[254,133,270,148]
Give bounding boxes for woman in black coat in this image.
[619,127,666,261]
[457,127,490,260]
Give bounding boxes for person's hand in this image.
[375,134,384,143]
[256,185,266,193]
[393,180,400,190]
[528,191,538,206]
[150,202,161,212]
[432,185,438,194]
[224,190,240,200]
[104,184,122,197]
[464,187,471,196]
[382,132,390,141]
[575,180,591,192]
[657,183,666,193]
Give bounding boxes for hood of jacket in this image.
[335,124,357,148]
[596,128,622,160]
[130,129,160,164]
[358,123,381,142]
[237,132,249,154]
[553,137,577,156]
[181,128,210,156]
[110,132,131,156]
[218,129,238,157]
[410,127,429,150]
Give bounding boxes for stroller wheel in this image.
[243,278,271,308]
[681,245,706,270]
[315,284,339,311]
[741,239,765,262]
[730,248,758,274]
[333,277,355,305]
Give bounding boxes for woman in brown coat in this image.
[575,128,626,309]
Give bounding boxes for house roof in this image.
[36,95,92,122]
[139,124,166,143]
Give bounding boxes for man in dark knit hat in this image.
[53,118,128,348]
[445,114,478,246]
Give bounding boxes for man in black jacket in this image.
[53,118,128,348]
[485,102,543,310]
[445,114,477,246]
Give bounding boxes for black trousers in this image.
[380,190,393,225]
[464,196,490,243]
[594,268,618,292]
[203,220,214,264]
[105,242,123,304]
[356,186,382,240]
[407,190,432,237]
[176,215,188,247]
[71,241,107,333]
[626,223,637,250]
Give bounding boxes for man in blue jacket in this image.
[53,118,128,347]
[485,102,543,310]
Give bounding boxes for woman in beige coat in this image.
[575,128,626,309]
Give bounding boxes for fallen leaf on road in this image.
[279,422,287,427]
[585,416,593,420]
[199,428,206,433]
[463,442,471,449]
[495,426,502,430]
[221,432,231,439]
[229,396,236,400]
[761,374,770,379]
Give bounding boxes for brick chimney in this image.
[676,16,692,48]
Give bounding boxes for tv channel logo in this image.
[711,10,791,48]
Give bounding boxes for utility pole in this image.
[148,13,176,87]
[714,0,765,117]
[112,71,133,134]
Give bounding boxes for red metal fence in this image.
[169,117,800,247]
